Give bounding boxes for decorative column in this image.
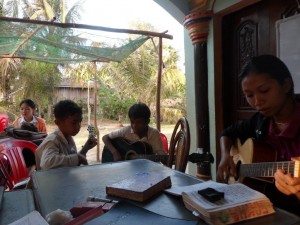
[183,1,213,179]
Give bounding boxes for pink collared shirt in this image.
[266,102,300,161]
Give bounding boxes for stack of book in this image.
[181,181,275,225]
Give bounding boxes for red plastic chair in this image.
[0,114,9,132]
[0,139,37,190]
[160,133,169,154]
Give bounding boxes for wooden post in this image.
[87,79,91,125]
[93,62,100,162]
[183,6,213,179]
[156,37,163,131]
[0,16,173,40]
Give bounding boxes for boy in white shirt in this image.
[102,103,164,162]
[35,100,97,170]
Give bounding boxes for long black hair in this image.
[54,100,82,120]
[20,99,36,109]
[239,55,295,96]
[128,103,151,121]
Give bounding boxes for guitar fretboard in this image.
[240,161,300,178]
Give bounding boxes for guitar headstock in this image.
[87,125,97,139]
[188,152,214,164]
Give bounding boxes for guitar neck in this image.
[239,161,300,178]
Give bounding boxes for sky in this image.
[77,0,185,68]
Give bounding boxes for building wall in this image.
[154,0,197,175]
[154,0,242,178]
[206,0,242,179]
[53,87,94,104]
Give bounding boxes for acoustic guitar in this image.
[102,137,153,163]
[101,137,214,164]
[230,138,300,183]
[230,138,300,214]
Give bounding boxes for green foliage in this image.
[0,2,186,126]
[99,84,136,120]
[161,101,186,124]
[0,99,18,121]
[0,0,83,107]
[11,60,61,113]
[96,22,186,123]
[74,98,90,114]
[0,0,5,16]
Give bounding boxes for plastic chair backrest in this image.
[0,139,37,190]
[0,114,9,132]
[160,133,169,154]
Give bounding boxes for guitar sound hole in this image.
[125,150,137,160]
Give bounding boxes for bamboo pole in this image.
[0,16,173,39]
[87,80,91,125]
[156,37,163,131]
[151,38,165,69]
[93,61,100,162]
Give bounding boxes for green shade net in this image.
[0,20,150,64]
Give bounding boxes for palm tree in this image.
[4,0,21,17]
[27,0,84,22]
[0,0,22,101]
[98,25,185,121]
[0,0,4,16]
[0,0,85,99]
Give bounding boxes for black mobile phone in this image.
[198,187,224,202]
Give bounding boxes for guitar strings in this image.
[240,161,296,177]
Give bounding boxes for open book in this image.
[181,181,275,225]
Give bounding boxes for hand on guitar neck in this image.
[274,162,300,200]
[79,125,98,157]
[218,138,300,215]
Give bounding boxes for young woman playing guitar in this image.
[217,55,300,215]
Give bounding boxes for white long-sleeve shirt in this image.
[108,125,165,155]
[35,128,79,170]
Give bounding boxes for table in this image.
[31,159,300,225]
[0,189,35,225]
[32,159,198,220]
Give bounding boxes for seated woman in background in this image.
[12,99,47,133]
[216,55,300,215]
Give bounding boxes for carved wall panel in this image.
[236,20,258,109]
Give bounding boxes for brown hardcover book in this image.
[65,206,105,225]
[106,172,172,202]
[70,201,106,218]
